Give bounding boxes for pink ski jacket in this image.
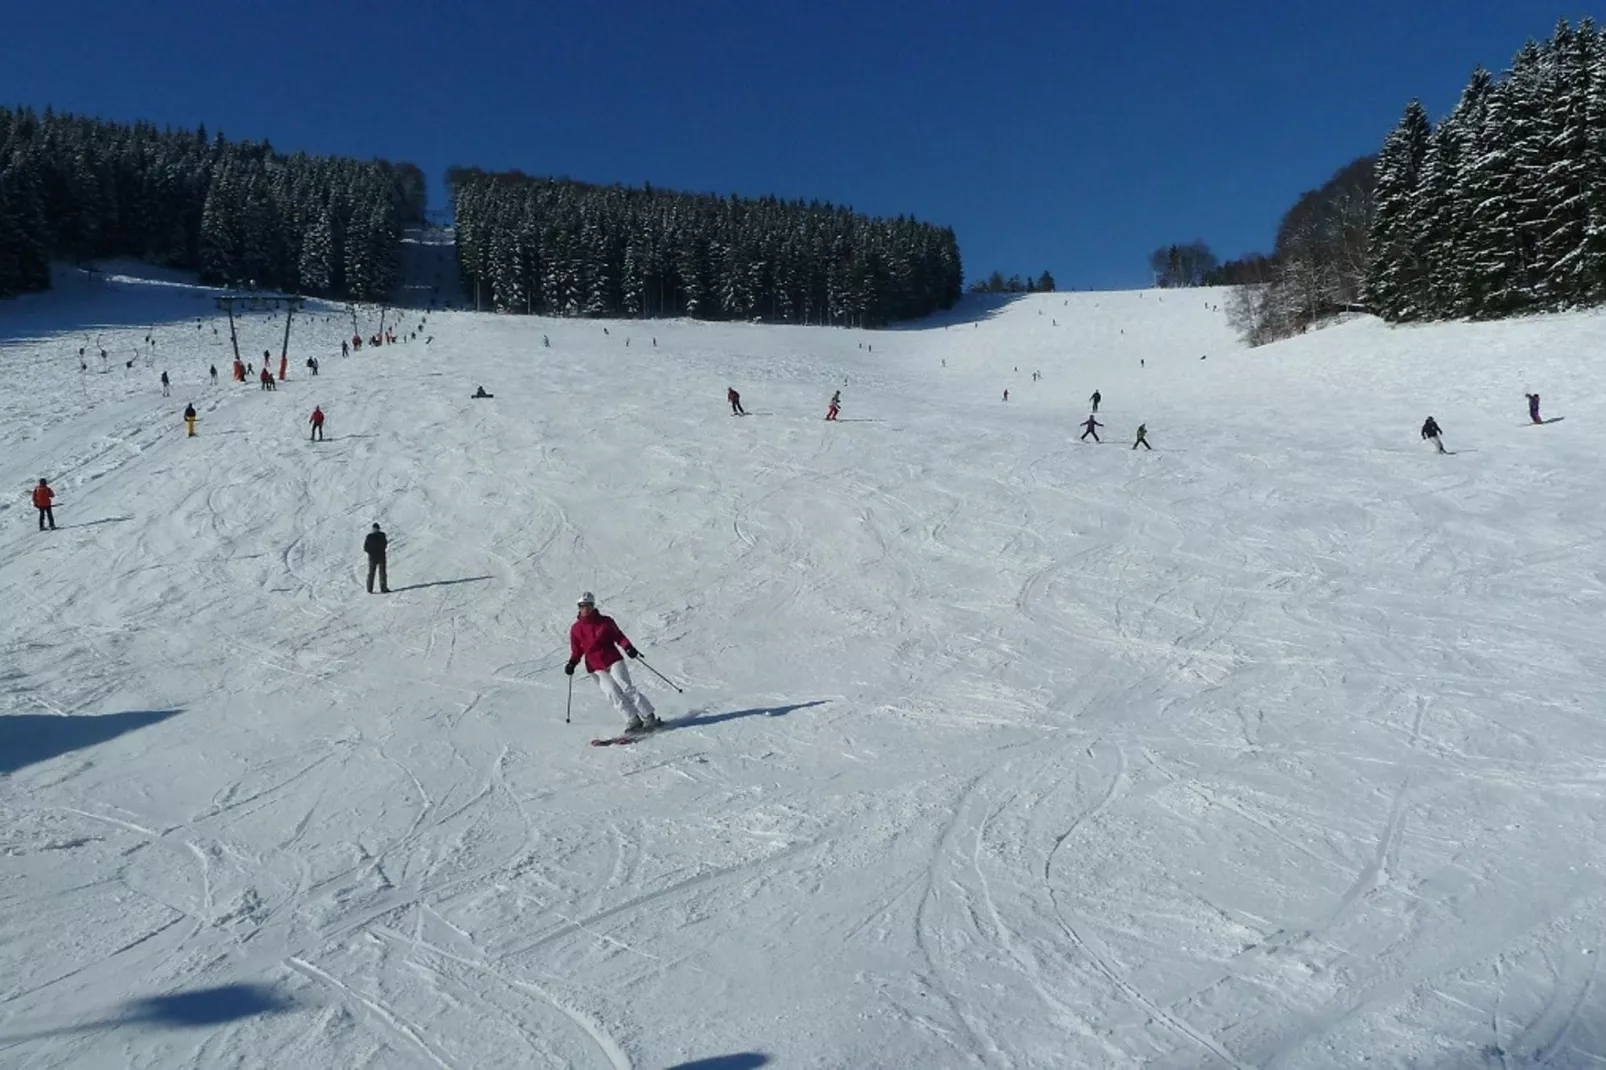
[570,613,633,672]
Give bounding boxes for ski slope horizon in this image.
[4,263,1606,1068]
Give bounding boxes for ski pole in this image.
[636,657,683,693]
[565,672,574,724]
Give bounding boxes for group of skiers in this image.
[1418,393,1549,454]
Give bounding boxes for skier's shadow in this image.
[384,575,493,594]
[666,700,829,731]
[56,516,133,531]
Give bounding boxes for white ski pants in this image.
[593,660,655,724]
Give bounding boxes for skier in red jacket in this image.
[309,406,325,441]
[565,592,660,733]
[31,478,56,531]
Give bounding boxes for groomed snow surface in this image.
[3,266,1605,1069]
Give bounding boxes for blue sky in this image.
[0,0,1575,288]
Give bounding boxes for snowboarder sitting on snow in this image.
[1526,392,1542,423]
[184,403,198,437]
[1132,423,1150,450]
[309,406,325,441]
[32,478,55,531]
[1080,415,1102,442]
[472,386,494,398]
[566,592,660,734]
[1421,416,1446,453]
[364,523,390,593]
[728,387,746,416]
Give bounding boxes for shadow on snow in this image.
[666,700,829,731]
[881,292,1031,331]
[55,515,134,531]
[0,708,181,776]
[385,575,494,594]
[667,1055,772,1070]
[0,983,298,1044]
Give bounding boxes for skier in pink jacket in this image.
[565,592,660,732]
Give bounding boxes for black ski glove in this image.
[625,646,640,659]
[564,659,578,675]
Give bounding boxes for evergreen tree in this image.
[1364,100,1432,318]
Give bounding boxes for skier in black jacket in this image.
[364,523,390,593]
[1421,416,1445,454]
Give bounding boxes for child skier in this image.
[1080,414,1103,442]
[565,592,660,734]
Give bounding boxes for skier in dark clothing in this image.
[209,365,218,385]
[1132,423,1151,450]
[341,340,350,358]
[1080,415,1103,442]
[32,478,55,530]
[472,386,494,398]
[260,368,276,391]
[161,371,171,397]
[1526,393,1542,423]
[1421,416,1446,453]
[364,523,390,593]
[728,387,746,416]
[184,403,198,437]
[1089,390,1101,413]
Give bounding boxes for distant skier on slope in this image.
[184,403,198,437]
[1132,423,1151,450]
[1526,392,1542,423]
[728,387,746,416]
[259,367,276,391]
[1080,415,1103,442]
[309,406,325,441]
[364,523,390,593]
[1003,389,1009,402]
[826,390,841,421]
[1421,416,1446,454]
[472,386,494,398]
[161,370,170,397]
[565,592,661,734]
[209,365,218,386]
[1089,389,1101,413]
[32,478,55,531]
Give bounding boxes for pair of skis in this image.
[590,722,664,747]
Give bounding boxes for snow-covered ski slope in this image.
[4,265,1606,1069]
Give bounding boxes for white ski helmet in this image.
[577,591,595,606]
